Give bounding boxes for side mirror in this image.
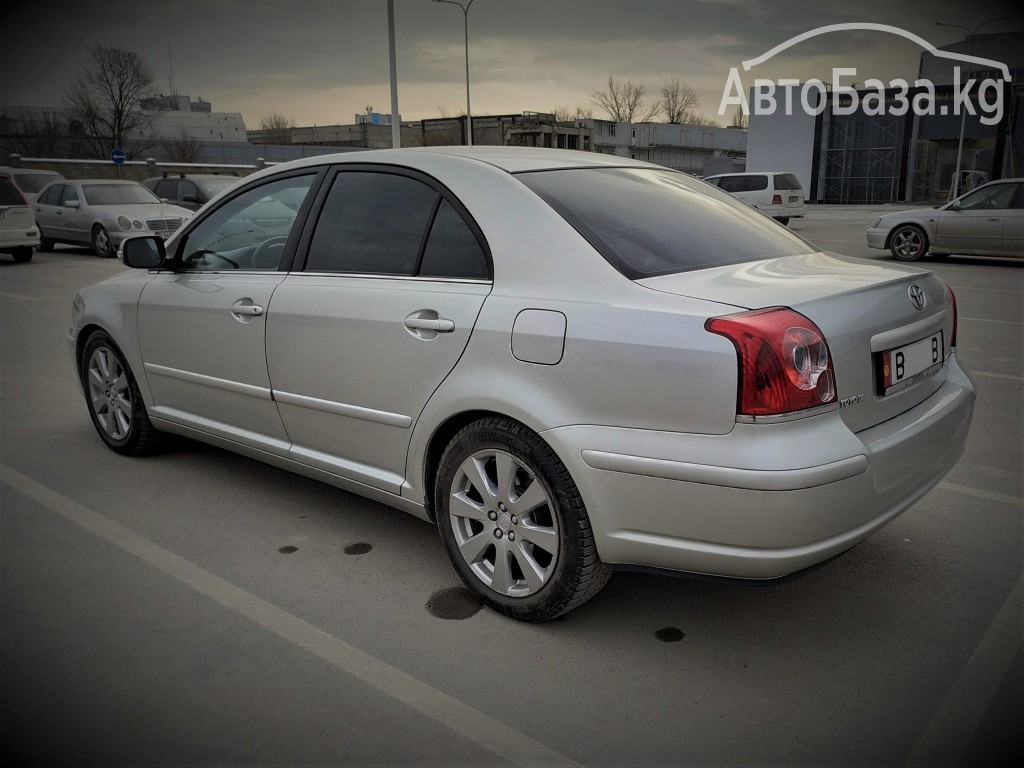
[121,235,166,268]
[65,199,81,209]
[182,194,200,204]
[949,200,961,211]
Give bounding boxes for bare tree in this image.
[164,129,203,163]
[730,107,748,129]
[684,113,723,128]
[260,111,294,144]
[660,78,701,124]
[0,107,68,157]
[590,76,660,123]
[552,105,594,122]
[436,106,466,118]
[63,45,155,160]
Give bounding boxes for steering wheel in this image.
[184,249,240,269]
[251,236,290,270]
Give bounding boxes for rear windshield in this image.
[774,173,802,191]
[517,167,814,278]
[0,178,25,206]
[11,172,60,193]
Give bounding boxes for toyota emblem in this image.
[908,284,926,311]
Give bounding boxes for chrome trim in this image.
[735,402,839,424]
[870,311,947,352]
[295,272,492,285]
[150,406,290,453]
[273,390,412,428]
[144,363,272,399]
[908,284,926,311]
[581,450,868,491]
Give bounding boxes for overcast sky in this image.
[2,0,1019,129]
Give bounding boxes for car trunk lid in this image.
[638,251,954,433]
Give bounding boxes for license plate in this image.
[879,331,944,395]
[789,196,799,203]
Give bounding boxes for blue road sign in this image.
[110,148,126,165]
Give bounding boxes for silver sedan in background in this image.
[69,147,976,621]
[33,179,191,257]
[867,178,1024,260]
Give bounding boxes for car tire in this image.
[80,332,159,455]
[91,224,114,258]
[37,235,55,252]
[12,247,33,262]
[890,224,928,261]
[776,217,790,226]
[434,417,611,621]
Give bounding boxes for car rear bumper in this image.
[761,203,806,219]
[0,229,40,250]
[866,228,889,249]
[542,354,975,580]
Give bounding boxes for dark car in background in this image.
[143,173,240,211]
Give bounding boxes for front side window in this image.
[178,174,316,271]
[306,172,438,274]
[61,185,80,206]
[958,183,1016,211]
[39,185,62,206]
[154,179,178,199]
[518,167,814,278]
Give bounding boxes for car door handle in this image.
[230,303,264,317]
[988,217,1001,221]
[404,316,455,333]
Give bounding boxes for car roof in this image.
[259,146,657,176]
[0,166,62,175]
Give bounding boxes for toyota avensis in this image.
[69,147,976,621]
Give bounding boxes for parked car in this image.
[0,166,64,203]
[0,173,40,262]
[69,147,975,621]
[33,180,191,257]
[143,173,240,211]
[703,171,806,225]
[866,178,1024,260]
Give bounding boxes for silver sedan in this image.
[867,178,1024,260]
[33,179,191,257]
[68,147,976,621]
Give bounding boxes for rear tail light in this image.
[772,194,783,205]
[706,307,836,420]
[944,281,958,348]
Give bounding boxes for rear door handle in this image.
[232,305,263,316]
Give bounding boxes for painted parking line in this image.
[0,463,580,768]
[971,371,1024,382]
[960,316,1024,326]
[0,291,56,301]
[937,481,1023,508]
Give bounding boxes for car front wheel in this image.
[435,417,611,621]
[890,224,928,261]
[91,224,114,258]
[81,332,158,455]
[37,235,55,251]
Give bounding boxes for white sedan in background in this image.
[867,178,1024,261]
[68,147,975,621]
[33,179,191,257]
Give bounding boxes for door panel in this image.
[936,209,1005,254]
[138,273,290,451]
[265,276,488,491]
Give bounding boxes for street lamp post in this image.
[935,16,1009,198]
[432,0,476,146]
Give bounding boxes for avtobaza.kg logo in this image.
[719,23,1010,126]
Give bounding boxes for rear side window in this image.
[418,199,489,279]
[155,179,179,199]
[774,173,802,191]
[0,178,24,206]
[517,167,814,278]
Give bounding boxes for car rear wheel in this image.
[435,417,611,621]
[12,247,33,262]
[37,235,54,251]
[81,332,159,455]
[91,224,114,258]
[890,225,928,261]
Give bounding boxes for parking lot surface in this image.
[1,206,1021,766]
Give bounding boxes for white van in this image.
[703,172,806,225]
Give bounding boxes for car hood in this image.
[877,207,942,226]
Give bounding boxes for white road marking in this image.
[971,371,1024,382]
[0,291,56,301]
[905,573,1024,766]
[960,316,1023,326]
[0,463,581,768]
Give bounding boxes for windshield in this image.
[83,183,162,206]
[12,172,61,193]
[517,167,814,278]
